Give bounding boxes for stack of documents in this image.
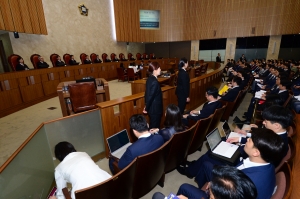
[255,90,266,99]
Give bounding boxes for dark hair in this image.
[163,104,185,132]
[210,165,257,199]
[17,57,23,62]
[206,86,219,99]
[279,79,291,89]
[178,58,188,69]
[129,114,149,132]
[262,105,293,129]
[148,62,160,74]
[232,76,242,86]
[251,128,285,165]
[70,55,74,59]
[54,141,76,162]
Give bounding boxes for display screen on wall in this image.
[139,10,160,29]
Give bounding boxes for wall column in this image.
[190,40,199,60]
[266,35,281,60]
[225,38,237,62]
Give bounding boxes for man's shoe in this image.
[242,115,247,119]
[176,165,193,179]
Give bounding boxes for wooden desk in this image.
[57,78,110,116]
[131,77,170,94]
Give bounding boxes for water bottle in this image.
[67,98,72,112]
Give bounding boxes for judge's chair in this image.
[50,53,59,67]
[63,54,71,65]
[8,54,21,71]
[136,53,141,60]
[68,82,97,113]
[30,54,41,69]
[90,53,97,63]
[80,53,88,64]
[128,53,135,60]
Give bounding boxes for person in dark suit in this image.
[153,165,257,199]
[240,54,247,62]
[218,76,242,102]
[16,57,30,71]
[143,62,163,129]
[183,86,222,122]
[151,53,156,59]
[120,54,127,61]
[83,56,92,64]
[55,56,66,67]
[109,114,164,174]
[216,53,221,63]
[69,55,79,65]
[37,56,49,69]
[94,55,102,63]
[150,104,185,142]
[176,58,190,114]
[180,128,284,199]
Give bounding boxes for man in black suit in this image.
[84,56,92,64]
[69,55,79,65]
[55,56,66,67]
[37,56,49,69]
[16,57,30,71]
[216,53,221,63]
[240,54,247,62]
[218,76,242,102]
[94,55,102,63]
[183,86,222,122]
[109,114,164,174]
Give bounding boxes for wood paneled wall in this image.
[0,0,47,34]
[114,0,300,42]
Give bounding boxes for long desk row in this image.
[97,66,224,157]
[0,58,179,118]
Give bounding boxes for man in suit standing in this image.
[218,76,242,102]
[183,86,222,122]
[109,114,164,174]
[216,53,221,63]
[178,128,284,199]
[176,58,190,114]
[37,56,50,69]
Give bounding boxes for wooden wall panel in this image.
[26,0,41,34]
[0,0,15,31]
[9,0,24,33]
[114,0,300,42]
[18,0,33,33]
[34,0,47,35]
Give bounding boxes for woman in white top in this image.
[50,142,111,199]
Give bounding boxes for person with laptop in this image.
[50,142,111,199]
[179,128,285,199]
[182,86,222,123]
[152,165,257,199]
[218,76,242,102]
[109,114,164,174]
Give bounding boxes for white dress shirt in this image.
[54,152,111,199]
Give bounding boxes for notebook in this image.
[222,121,246,139]
[206,128,239,159]
[106,129,132,159]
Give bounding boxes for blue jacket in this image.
[187,101,222,121]
[221,86,241,102]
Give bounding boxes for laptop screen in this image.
[222,121,231,138]
[206,128,222,151]
[106,129,130,153]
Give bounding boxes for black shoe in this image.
[176,165,193,179]
[243,112,248,116]
[186,160,196,166]
[242,115,247,119]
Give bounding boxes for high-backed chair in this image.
[219,91,241,121]
[131,144,166,199]
[117,68,128,82]
[119,53,125,60]
[199,59,204,64]
[188,114,213,154]
[80,53,87,64]
[128,53,135,60]
[7,54,21,71]
[283,94,293,108]
[110,53,118,61]
[30,54,41,69]
[50,53,59,67]
[200,63,208,75]
[143,53,148,60]
[127,68,138,82]
[164,122,197,173]
[207,105,227,134]
[63,53,71,65]
[68,82,97,113]
[136,53,141,60]
[168,74,176,86]
[75,159,137,199]
[271,162,292,199]
[102,53,109,62]
[90,53,97,63]
[275,137,296,172]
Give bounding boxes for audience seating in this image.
[136,53,141,60]
[232,88,247,114]
[127,68,138,82]
[275,137,295,173]
[80,53,87,64]
[30,54,40,69]
[283,93,293,108]
[168,74,176,86]
[68,82,97,113]
[207,105,227,135]
[187,114,213,154]
[200,63,208,75]
[50,53,59,67]
[271,162,292,199]
[63,53,71,65]
[199,59,204,64]
[117,68,128,82]
[75,159,137,199]
[90,53,97,63]
[219,91,241,121]
[7,54,21,71]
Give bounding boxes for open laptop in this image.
[106,129,132,159]
[206,128,240,165]
[222,121,246,139]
